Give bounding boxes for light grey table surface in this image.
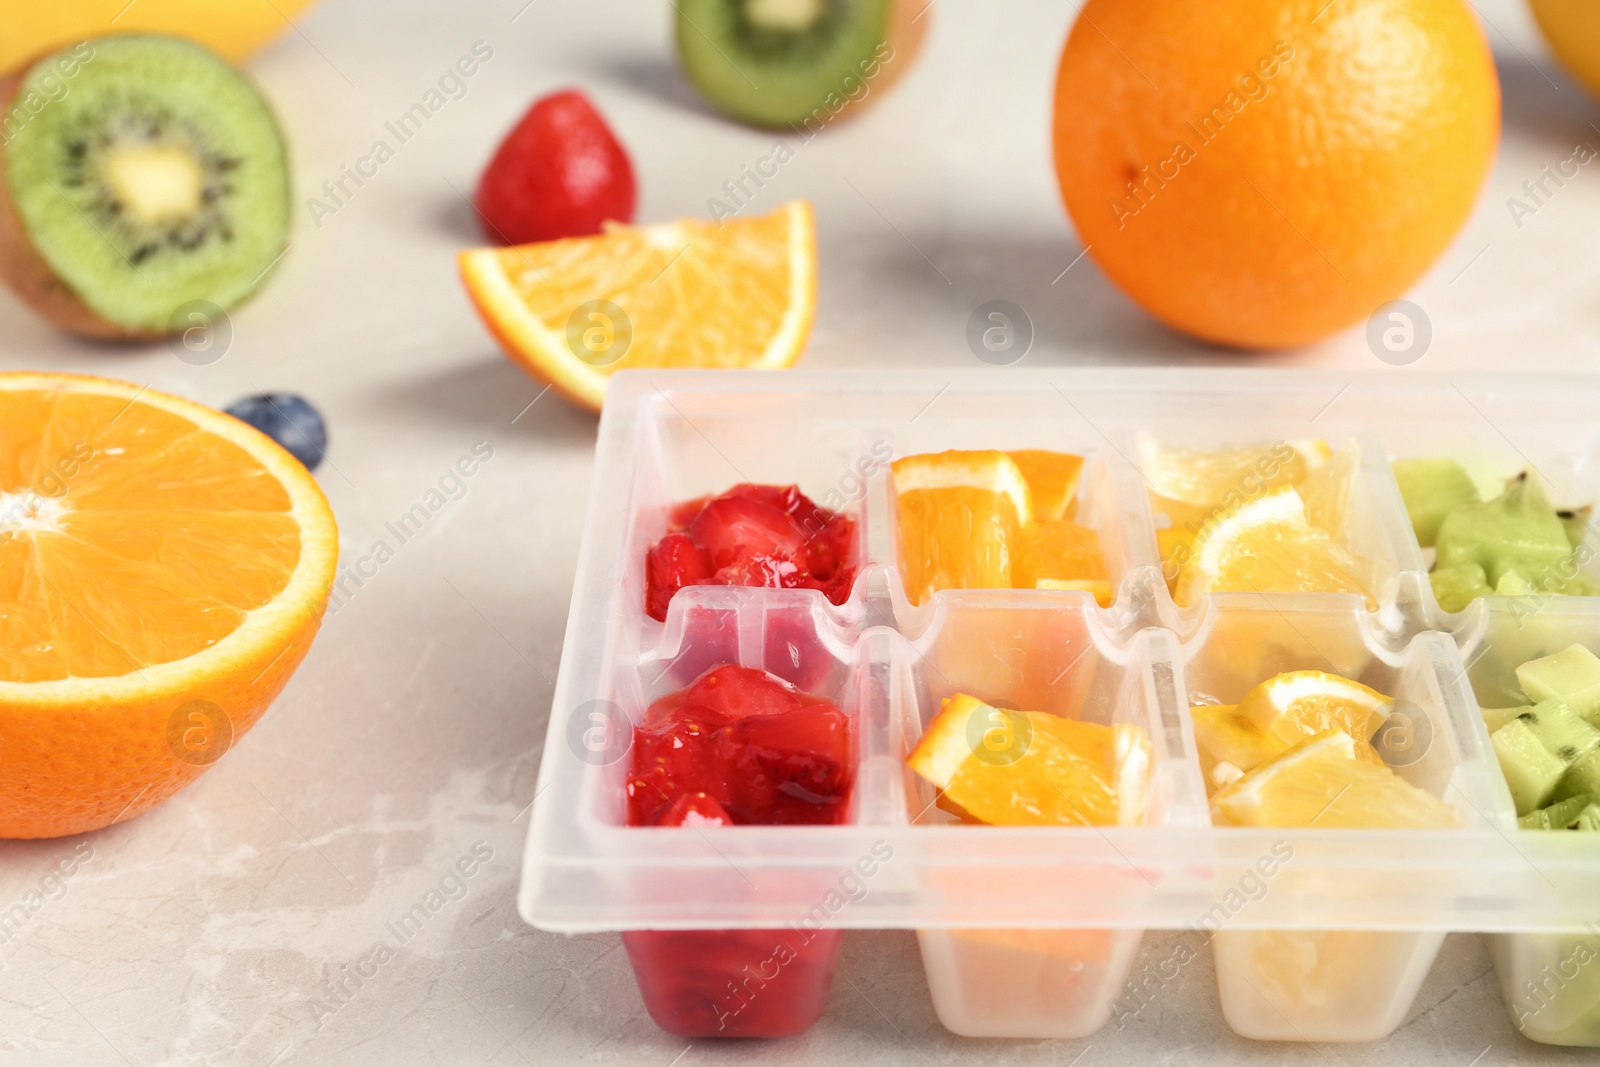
[1,0,1597,1064]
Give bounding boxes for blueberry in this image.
[225,394,327,472]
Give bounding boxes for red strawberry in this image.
[475,89,636,244]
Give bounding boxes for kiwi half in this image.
[0,34,289,339]
[676,0,927,129]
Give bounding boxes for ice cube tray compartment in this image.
[1174,603,1497,1040]
[895,601,1190,1038]
[520,369,1600,1046]
[1458,602,1600,1046]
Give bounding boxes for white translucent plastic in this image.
[519,369,1600,1043]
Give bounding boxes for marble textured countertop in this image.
[1,0,1598,1063]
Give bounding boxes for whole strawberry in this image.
[474,89,636,244]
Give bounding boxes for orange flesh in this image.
[0,389,299,681]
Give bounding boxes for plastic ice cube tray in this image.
[519,369,1600,1043]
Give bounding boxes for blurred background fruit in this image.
[1527,0,1600,101]
[0,35,291,339]
[475,89,637,244]
[1052,0,1500,350]
[0,0,318,72]
[459,201,816,410]
[675,0,928,128]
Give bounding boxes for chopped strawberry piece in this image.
[627,665,853,828]
[645,531,713,621]
[644,483,858,621]
[681,664,804,724]
[688,495,808,569]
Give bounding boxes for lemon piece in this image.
[1237,670,1391,749]
[1212,730,1459,829]
[1175,486,1373,606]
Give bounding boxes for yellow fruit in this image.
[1006,450,1084,521]
[0,0,319,72]
[1191,703,1289,773]
[908,693,1152,827]
[1237,670,1391,749]
[1212,731,1459,829]
[0,372,337,838]
[1174,487,1373,606]
[1297,445,1360,536]
[459,201,815,411]
[1529,0,1600,101]
[1137,435,1330,509]
[892,451,1031,605]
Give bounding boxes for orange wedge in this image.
[892,451,1032,605]
[459,201,816,411]
[908,693,1152,827]
[1007,450,1084,521]
[0,373,338,838]
[1174,486,1373,607]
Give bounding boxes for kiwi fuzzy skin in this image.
[0,60,163,340]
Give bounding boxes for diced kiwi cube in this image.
[1556,746,1600,803]
[1560,506,1594,549]
[1431,562,1492,613]
[1518,793,1595,830]
[1518,699,1600,766]
[1495,569,1537,596]
[1492,717,1569,815]
[1392,458,1480,547]
[1517,644,1600,727]
[1436,474,1573,586]
[1482,706,1532,733]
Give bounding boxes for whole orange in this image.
[1052,0,1500,349]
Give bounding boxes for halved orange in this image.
[459,200,816,411]
[0,373,338,838]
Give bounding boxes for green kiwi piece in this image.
[1435,472,1573,588]
[1392,458,1479,547]
[0,35,289,337]
[676,0,899,129]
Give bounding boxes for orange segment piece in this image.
[458,201,816,411]
[892,451,1031,606]
[908,693,1152,827]
[893,449,1108,607]
[1017,519,1107,592]
[1007,450,1084,521]
[0,373,338,838]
